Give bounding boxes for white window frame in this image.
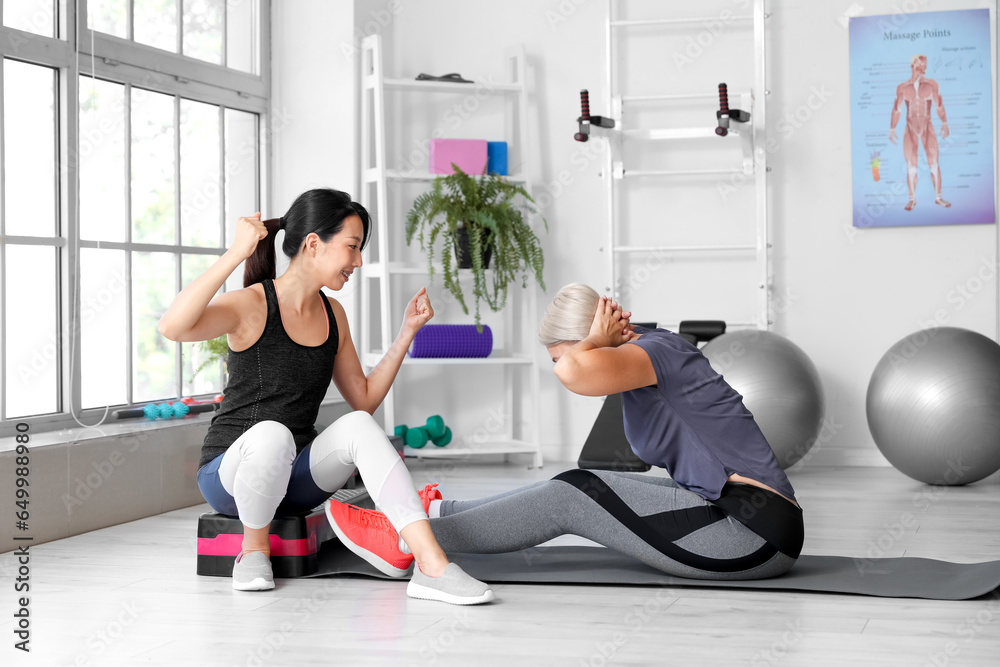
[0,0,272,435]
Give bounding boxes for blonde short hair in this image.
[538,283,600,347]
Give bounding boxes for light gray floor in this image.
[2,459,999,666]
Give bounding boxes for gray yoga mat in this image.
[306,543,1000,601]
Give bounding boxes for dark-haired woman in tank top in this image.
[159,188,493,604]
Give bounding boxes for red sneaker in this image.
[324,499,414,577]
[418,483,443,514]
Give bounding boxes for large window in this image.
[0,1,269,432]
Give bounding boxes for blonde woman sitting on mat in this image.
[325,283,803,581]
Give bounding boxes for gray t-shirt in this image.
[622,327,796,502]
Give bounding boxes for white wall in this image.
[279,0,999,464]
[271,1,359,202]
[270,0,361,403]
[769,0,998,465]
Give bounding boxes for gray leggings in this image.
[429,470,802,581]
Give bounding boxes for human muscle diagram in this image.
[850,8,994,228]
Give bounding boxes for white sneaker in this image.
[406,563,495,605]
[232,551,274,591]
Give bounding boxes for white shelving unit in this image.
[595,0,771,331]
[359,34,542,468]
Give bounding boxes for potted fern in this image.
[405,165,547,329]
[190,335,228,384]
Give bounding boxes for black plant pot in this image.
[453,226,493,269]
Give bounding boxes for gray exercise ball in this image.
[701,330,825,469]
[866,327,1000,486]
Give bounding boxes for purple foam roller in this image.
[410,324,493,358]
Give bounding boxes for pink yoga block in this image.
[429,139,488,175]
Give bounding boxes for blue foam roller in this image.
[157,403,174,420]
[409,324,493,358]
[143,404,160,421]
[172,402,190,418]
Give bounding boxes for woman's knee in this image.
[240,420,296,463]
[336,410,382,434]
[550,469,612,504]
[326,410,393,453]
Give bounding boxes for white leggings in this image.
[201,411,426,532]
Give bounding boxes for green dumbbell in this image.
[405,427,431,449]
[397,416,448,449]
[431,426,452,447]
[423,415,446,440]
[395,424,426,448]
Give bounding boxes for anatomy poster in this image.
[849,8,995,228]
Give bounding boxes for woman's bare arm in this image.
[330,288,433,414]
[158,213,265,342]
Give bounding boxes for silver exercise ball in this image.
[866,327,1000,486]
[701,330,825,469]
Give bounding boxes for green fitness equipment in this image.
[394,415,453,449]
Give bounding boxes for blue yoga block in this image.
[488,141,508,176]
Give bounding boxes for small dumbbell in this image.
[406,426,452,448]
[395,424,430,449]
[431,426,452,447]
[395,416,451,449]
[423,415,446,440]
[405,427,430,449]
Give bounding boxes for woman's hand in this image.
[553,297,652,396]
[229,213,266,260]
[400,287,434,340]
[587,295,632,348]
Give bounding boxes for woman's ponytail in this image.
[242,217,283,288]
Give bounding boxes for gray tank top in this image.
[199,279,339,468]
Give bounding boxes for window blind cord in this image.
[68,0,110,429]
